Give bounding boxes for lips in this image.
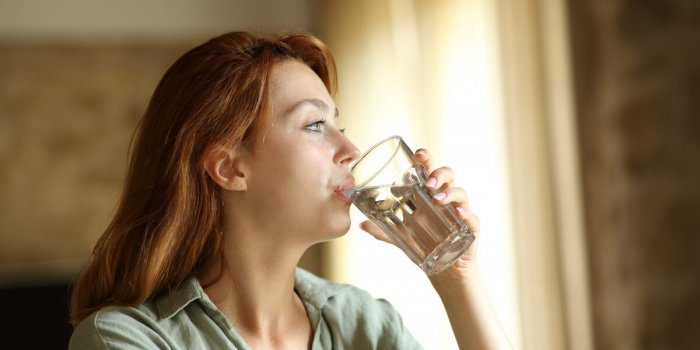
[334,176,356,204]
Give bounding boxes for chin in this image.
[330,226,351,239]
[306,206,353,242]
[308,227,348,246]
[330,221,352,238]
[321,217,352,240]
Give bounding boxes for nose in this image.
[334,132,361,167]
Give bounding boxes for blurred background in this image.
[1,0,698,349]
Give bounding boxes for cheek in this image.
[255,148,330,199]
[289,159,330,199]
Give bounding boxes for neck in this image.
[200,208,313,348]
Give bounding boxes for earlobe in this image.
[203,147,248,191]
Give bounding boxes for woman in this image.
[69,31,512,349]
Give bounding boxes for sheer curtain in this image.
[316,1,517,349]
[315,0,592,349]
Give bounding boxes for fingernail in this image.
[415,149,426,156]
[432,192,447,200]
[425,177,437,188]
[457,207,470,216]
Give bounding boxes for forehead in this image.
[269,60,333,110]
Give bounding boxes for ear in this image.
[203,145,248,191]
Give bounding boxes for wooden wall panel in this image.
[568,1,700,348]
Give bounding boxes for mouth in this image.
[334,176,356,205]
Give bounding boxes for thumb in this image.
[359,220,393,244]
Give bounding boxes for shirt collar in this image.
[293,267,351,310]
[154,267,350,320]
[155,276,217,320]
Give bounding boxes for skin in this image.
[201,59,512,349]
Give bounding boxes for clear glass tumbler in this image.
[345,136,475,275]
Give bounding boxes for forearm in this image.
[430,264,513,350]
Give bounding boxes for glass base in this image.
[419,229,475,276]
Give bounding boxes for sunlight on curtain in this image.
[435,2,520,349]
[320,1,520,348]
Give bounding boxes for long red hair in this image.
[70,31,337,327]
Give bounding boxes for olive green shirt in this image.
[69,268,422,349]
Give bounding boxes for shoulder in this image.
[69,276,215,349]
[295,268,422,349]
[326,285,422,349]
[295,268,402,324]
[69,304,167,350]
[323,285,405,333]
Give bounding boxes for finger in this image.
[430,188,480,235]
[414,148,434,173]
[424,166,455,191]
[457,207,481,236]
[359,220,393,244]
[430,187,469,209]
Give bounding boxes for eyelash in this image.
[305,119,346,134]
[305,119,326,132]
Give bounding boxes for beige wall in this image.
[0,1,315,282]
[0,0,313,42]
[0,44,187,277]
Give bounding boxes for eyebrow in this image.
[287,98,339,118]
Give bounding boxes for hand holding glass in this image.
[344,136,475,275]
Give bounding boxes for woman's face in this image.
[240,59,360,244]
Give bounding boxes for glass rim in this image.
[350,135,408,189]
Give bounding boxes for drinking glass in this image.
[345,136,475,275]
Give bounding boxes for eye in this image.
[305,119,326,132]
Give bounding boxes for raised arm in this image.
[418,148,512,349]
[360,148,513,349]
[429,252,513,349]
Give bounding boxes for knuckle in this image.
[441,166,453,173]
[434,166,449,174]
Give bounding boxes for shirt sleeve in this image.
[69,308,170,350]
